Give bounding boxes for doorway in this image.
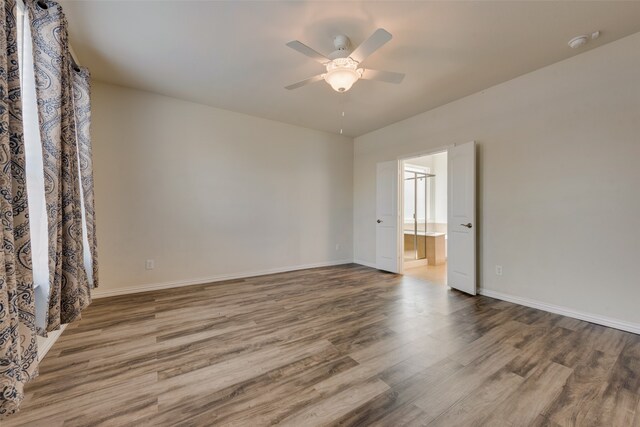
[375,141,476,294]
[402,152,448,285]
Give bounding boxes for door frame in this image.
[397,145,452,275]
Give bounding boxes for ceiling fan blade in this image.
[349,28,392,64]
[286,40,330,64]
[285,74,325,90]
[361,69,405,84]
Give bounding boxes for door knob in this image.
[377,219,383,223]
[460,223,472,228]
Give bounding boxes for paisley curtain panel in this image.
[1,0,95,416]
[72,66,98,290]
[0,0,39,417]
[28,0,91,332]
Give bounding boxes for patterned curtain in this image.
[0,0,39,417]
[72,66,98,289]
[27,0,90,332]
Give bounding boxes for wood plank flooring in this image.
[4,264,640,426]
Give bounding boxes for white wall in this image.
[354,32,640,326]
[92,83,353,294]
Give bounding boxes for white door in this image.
[376,161,400,273]
[447,141,476,294]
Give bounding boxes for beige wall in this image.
[354,32,640,325]
[92,83,353,294]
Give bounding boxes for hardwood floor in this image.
[5,264,640,426]
[403,263,447,285]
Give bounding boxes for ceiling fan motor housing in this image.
[328,34,352,60]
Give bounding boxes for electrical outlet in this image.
[495,265,503,276]
[145,259,155,270]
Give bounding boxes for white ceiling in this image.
[60,1,640,137]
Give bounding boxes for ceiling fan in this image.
[285,28,405,93]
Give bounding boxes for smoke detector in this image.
[568,31,600,49]
[568,35,588,49]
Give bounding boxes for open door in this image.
[447,141,476,294]
[376,160,400,273]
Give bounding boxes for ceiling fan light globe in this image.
[323,57,363,93]
[325,68,360,92]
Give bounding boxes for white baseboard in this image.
[92,259,354,299]
[479,289,640,335]
[353,259,377,269]
[37,324,67,361]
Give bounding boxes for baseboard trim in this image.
[92,259,354,299]
[479,289,640,335]
[37,324,67,361]
[353,259,377,269]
